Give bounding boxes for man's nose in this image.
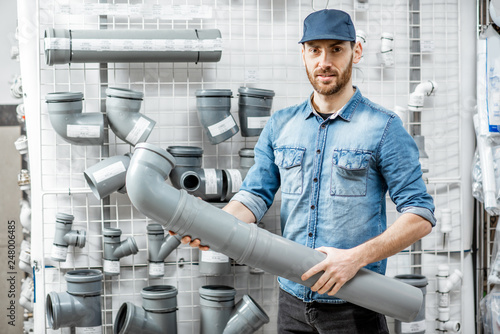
[318,53,333,69]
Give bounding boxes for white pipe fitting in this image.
[380,32,394,67]
[436,265,462,333]
[19,248,31,274]
[19,199,31,231]
[437,307,461,332]
[16,103,25,123]
[408,80,438,111]
[17,169,30,191]
[14,135,28,155]
[10,75,23,99]
[19,285,33,312]
[437,265,463,294]
[440,209,452,245]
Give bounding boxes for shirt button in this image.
[308,232,313,237]
[316,149,321,154]
[310,205,315,210]
[321,124,326,129]
[313,178,318,182]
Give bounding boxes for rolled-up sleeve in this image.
[230,115,281,221]
[377,115,436,226]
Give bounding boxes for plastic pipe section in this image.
[408,80,438,112]
[114,285,178,334]
[106,87,156,146]
[103,228,139,276]
[237,87,275,138]
[147,224,182,277]
[380,32,394,67]
[223,148,255,201]
[125,143,424,322]
[393,275,427,334]
[199,285,269,334]
[44,28,222,65]
[436,265,462,332]
[46,269,103,331]
[51,213,86,262]
[84,153,132,200]
[45,92,105,145]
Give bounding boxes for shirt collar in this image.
[304,86,362,122]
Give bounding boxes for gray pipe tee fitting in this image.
[45,92,105,145]
[46,269,103,331]
[103,228,139,276]
[114,285,178,334]
[84,153,132,200]
[195,89,239,145]
[125,143,424,322]
[147,224,182,277]
[44,28,222,65]
[105,87,156,146]
[51,213,86,262]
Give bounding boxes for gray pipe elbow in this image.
[106,88,156,146]
[45,92,105,145]
[84,153,132,200]
[46,269,102,330]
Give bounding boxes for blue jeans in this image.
[278,289,389,334]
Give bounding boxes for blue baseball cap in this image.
[299,9,356,44]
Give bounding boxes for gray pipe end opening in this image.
[56,212,75,223]
[141,285,178,312]
[199,285,236,300]
[46,291,60,329]
[103,227,122,237]
[240,294,270,324]
[44,28,71,66]
[65,269,103,295]
[180,171,201,192]
[114,302,135,334]
[125,237,139,255]
[147,224,165,234]
[167,146,203,168]
[106,87,144,100]
[134,143,177,171]
[83,171,102,199]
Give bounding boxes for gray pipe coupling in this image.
[147,224,182,277]
[106,87,156,146]
[84,153,132,200]
[114,285,178,334]
[45,92,105,145]
[51,213,86,262]
[167,146,224,201]
[125,143,424,322]
[45,28,222,65]
[103,228,139,276]
[237,87,275,137]
[46,269,103,331]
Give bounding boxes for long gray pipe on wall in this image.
[50,213,86,262]
[126,143,424,322]
[103,228,139,276]
[44,28,222,65]
[147,224,182,277]
[84,153,132,200]
[106,87,156,146]
[46,269,103,330]
[45,92,105,145]
[114,285,178,334]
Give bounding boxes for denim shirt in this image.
[231,88,436,304]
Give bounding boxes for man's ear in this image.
[301,44,306,66]
[352,41,363,64]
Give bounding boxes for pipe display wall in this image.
[50,213,86,262]
[103,228,139,276]
[45,92,106,145]
[147,224,181,277]
[114,285,178,334]
[44,28,222,65]
[126,143,423,322]
[46,269,103,331]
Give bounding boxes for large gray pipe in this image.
[46,269,102,330]
[84,153,131,200]
[44,28,222,65]
[103,228,139,276]
[147,224,182,277]
[114,285,178,334]
[45,92,105,145]
[51,213,86,262]
[106,87,156,146]
[126,143,423,322]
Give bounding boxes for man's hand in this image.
[301,246,363,296]
[168,231,210,251]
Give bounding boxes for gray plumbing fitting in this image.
[106,87,156,146]
[44,28,222,65]
[114,285,178,334]
[167,146,225,201]
[46,269,103,331]
[51,213,86,262]
[199,286,236,334]
[125,143,424,322]
[84,153,132,200]
[147,224,182,277]
[394,275,428,334]
[223,294,270,334]
[221,148,255,201]
[237,87,275,137]
[103,228,139,276]
[195,89,239,145]
[45,92,105,145]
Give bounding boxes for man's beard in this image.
[306,58,353,96]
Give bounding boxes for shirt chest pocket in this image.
[331,149,372,197]
[275,147,305,195]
